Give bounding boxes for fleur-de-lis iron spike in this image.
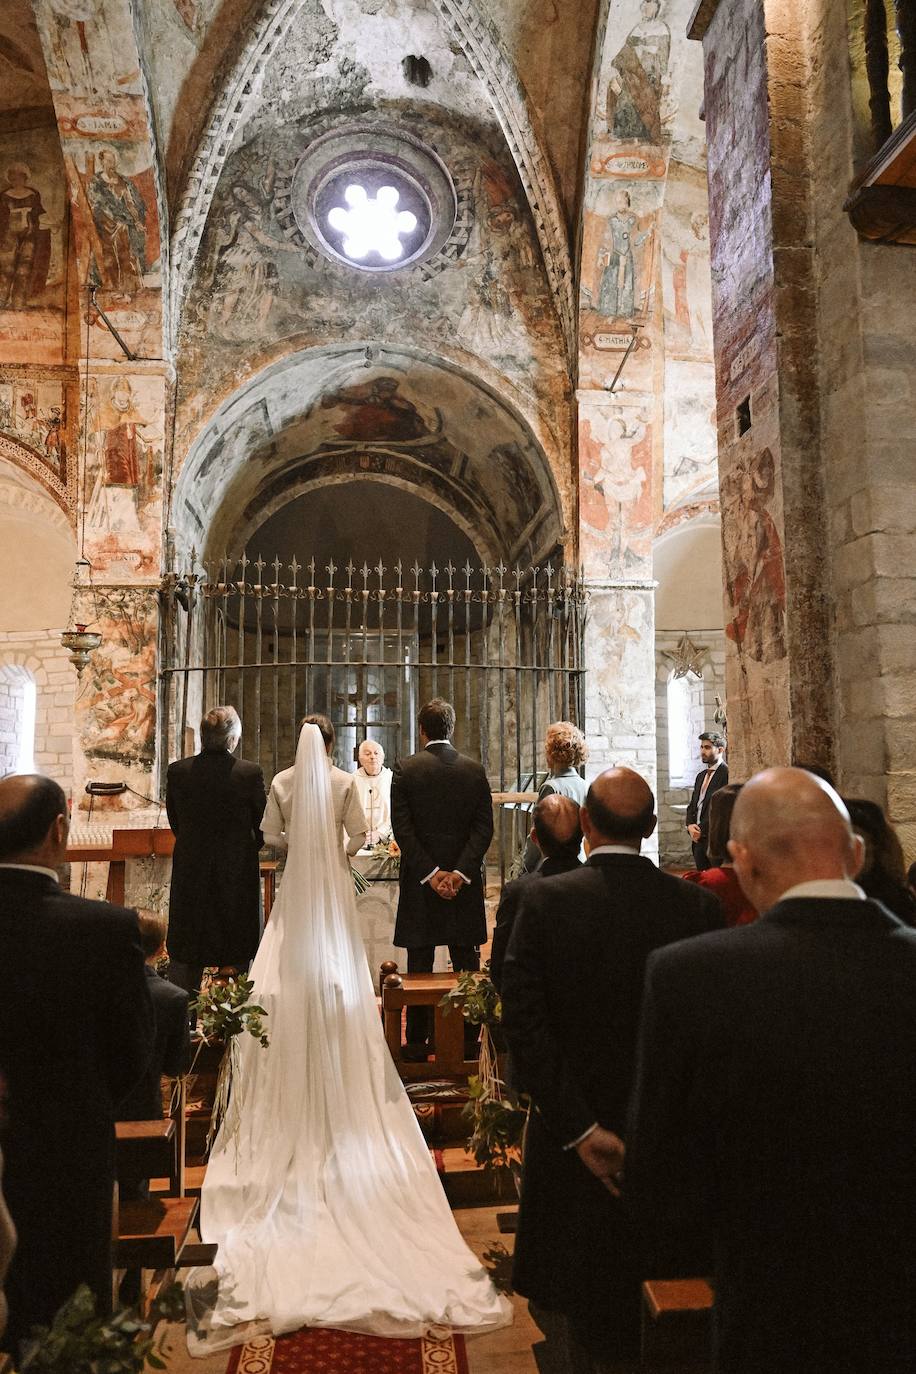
[237,551,249,591]
[375,558,386,584]
[326,558,337,583]
[495,562,507,595]
[253,554,265,592]
[464,559,474,592]
[412,560,422,591]
[429,561,438,595]
[272,556,281,592]
[361,561,370,590]
[190,544,198,569]
[289,554,301,589]
[308,556,316,590]
[513,564,523,592]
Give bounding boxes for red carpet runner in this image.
[225,1328,469,1373]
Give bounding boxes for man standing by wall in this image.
[685,729,728,870]
[391,698,493,1058]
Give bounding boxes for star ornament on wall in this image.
[328,184,418,262]
[664,632,706,680]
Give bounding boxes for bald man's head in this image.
[728,766,863,912]
[532,793,582,859]
[582,767,656,848]
[0,774,68,865]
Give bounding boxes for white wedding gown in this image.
[186,724,511,1355]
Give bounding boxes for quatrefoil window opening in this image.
[327,183,418,263]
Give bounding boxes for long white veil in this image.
[187,723,510,1354]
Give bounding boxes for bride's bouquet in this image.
[191,974,270,1151]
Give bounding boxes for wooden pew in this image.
[114,1083,215,1313]
[380,969,478,1083]
[641,1278,714,1372]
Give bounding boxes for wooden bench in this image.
[641,1278,714,1372]
[380,969,479,1083]
[114,1083,213,1312]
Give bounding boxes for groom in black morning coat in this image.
[628,768,916,1374]
[501,767,721,1367]
[0,775,152,1353]
[391,698,493,1048]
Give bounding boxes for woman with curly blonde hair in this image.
[522,722,588,870]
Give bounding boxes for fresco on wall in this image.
[74,587,157,808]
[0,375,68,482]
[83,372,164,579]
[30,0,164,356]
[721,445,786,667]
[179,115,564,418]
[0,128,68,363]
[579,400,654,580]
[604,0,671,145]
[579,177,659,391]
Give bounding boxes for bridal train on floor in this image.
[186,723,511,1355]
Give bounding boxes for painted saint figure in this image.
[87,149,147,297]
[0,164,51,310]
[605,0,671,145]
[597,189,651,320]
[214,161,296,327]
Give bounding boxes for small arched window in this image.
[0,666,37,775]
[666,672,692,784]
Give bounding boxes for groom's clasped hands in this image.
[429,870,465,900]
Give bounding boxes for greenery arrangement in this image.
[440,968,528,1180]
[351,838,400,894]
[190,974,270,1150]
[14,1281,185,1373]
[190,973,269,1049]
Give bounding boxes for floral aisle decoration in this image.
[440,968,527,1179]
[190,973,269,1151]
[14,1281,185,1373]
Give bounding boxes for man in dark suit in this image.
[501,767,722,1371]
[628,767,916,1374]
[685,730,728,870]
[118,913,191,1187]
[489,793,582,992]
[166,705,267,1009]
[0,774,152,1352]
[391,698,494,1053]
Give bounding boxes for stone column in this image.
[578,389,658,834]
[689,0,835,781]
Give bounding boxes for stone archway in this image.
[171,343,569,568]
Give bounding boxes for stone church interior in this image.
[1,0,915,1368]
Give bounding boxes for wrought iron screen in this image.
[159,555,587,879]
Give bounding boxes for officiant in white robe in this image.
[353,739,393,845]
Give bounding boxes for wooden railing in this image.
[865,0,916,149]
[846,0,916,243]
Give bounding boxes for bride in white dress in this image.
[187,723,511,1354]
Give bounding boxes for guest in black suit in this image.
[501,768,722,1370]
[685,730,728,870]
[489,793,582,992]
[629,767,916,1374]
[166,705,267,1007]
[118,912,191,1191]
[391,698,493,1052]
[0,775,152,1352]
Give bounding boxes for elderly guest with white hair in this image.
[166,705,267,1008]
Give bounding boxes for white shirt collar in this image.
[0,862,60,883]
[705,757,726,772]
[589,843,641,857]
[778,879,866,903]
[424,739,451,748]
